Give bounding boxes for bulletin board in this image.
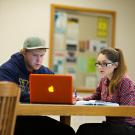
[49,4,116,92]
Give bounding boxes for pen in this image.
[74,89,77,97]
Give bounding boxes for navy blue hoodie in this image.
[0,52,54,103]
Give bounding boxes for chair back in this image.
[0,81,20,135]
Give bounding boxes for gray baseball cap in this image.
[23,37,49,50]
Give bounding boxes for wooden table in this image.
[16,103,135,125]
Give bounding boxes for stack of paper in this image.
[75,100,119,106]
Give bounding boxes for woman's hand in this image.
[76,96,83,101]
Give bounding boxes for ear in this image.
[21,49,27,57]
[114,62,118,68]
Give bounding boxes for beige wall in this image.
[0,0,135,81]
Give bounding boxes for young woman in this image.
[76,48,135,135]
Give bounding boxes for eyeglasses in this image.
[95,62,114,67]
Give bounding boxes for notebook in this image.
[29,74,73,104]
[76,100,119,106]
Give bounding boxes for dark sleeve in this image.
[37,66,54,74]
[0,65,18,83]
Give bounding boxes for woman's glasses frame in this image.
[95,62,114,68]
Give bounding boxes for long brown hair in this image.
[99,48,127,93]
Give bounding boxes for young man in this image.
[0,36,53,102]
[0,37,75,135]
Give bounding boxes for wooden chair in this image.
[0,81,20,135]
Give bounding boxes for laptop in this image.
[29,74,73,104]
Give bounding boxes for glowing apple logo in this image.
[48,85,54,93]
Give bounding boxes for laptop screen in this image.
[29,74,74,104]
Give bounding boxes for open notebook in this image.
[76,100,119,106]
[29,74,74,104]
